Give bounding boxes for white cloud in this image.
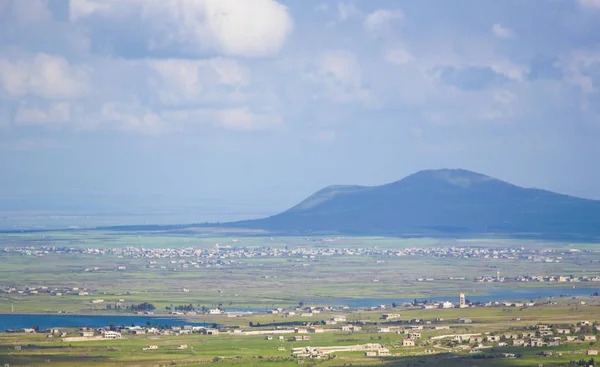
[489,60,530,81]
[70,0,294,58]
[578,0,600,9]
[147,58,250,105]
[385,46,414,66]
[15,102,71,125]
[337,1,361,21]
[98,102,165,134]
[492,23,515,39]
[216,107,282,131]
[148,60,204,105]
[364,9,404,34]
[311,50,371,103]
[0,53,88,99]
[208,58,250,87]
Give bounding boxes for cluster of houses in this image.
[3,242,588,266]
[440,321,600,352]
[0,286,92,297]
[474,274,600,283]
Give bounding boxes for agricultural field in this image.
[2,305,600,366]
[1,230,600,314]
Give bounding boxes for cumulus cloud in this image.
[364,9,404,34]
[310,50,371,103]
[70,0,294,58]
[0,53,88,99]
[147,58,250,105]
[385,46,414,66]
[216,107,282,131]
[337,1,361,21]
[15,102,71,125]
[492,23,515,39]
[97,102,164,134]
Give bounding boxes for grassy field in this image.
[1,231,600,365]
[1,305,600,366]
[1,231,600,314]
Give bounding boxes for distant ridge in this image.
[229,169,600,237]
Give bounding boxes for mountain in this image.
[231,169,600,237]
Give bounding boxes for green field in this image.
[2,231,600,365]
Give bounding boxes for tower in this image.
[496,271,500,282]
[459,293,466,308]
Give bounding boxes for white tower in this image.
[459,293,466,308]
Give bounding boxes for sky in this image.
[1,0,600,223]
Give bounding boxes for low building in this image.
[103,331,122,339]
[402,338,415,347]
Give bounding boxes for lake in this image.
[308,286,600,308]
[0,314,211,332]
[2,287,598,331]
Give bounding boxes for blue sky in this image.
[1,0,600,220]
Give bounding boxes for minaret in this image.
[459,293,466,308]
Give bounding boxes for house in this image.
[294,336,311,341]
[488,336,501,342]
[365,351,377,357]
[469,337,484,343]
[440,301,454,309]
[566,336,577,342]
[556,329,570,334]
[409,332,421,339]
[530,339,544,347]
[142,345,158,351]
[512,339,526,346]
[103,331,122,339]
[308,327,324,333]
[80,331,94,337]
[458,318,472,324]
[584,335,597,341]
[587,350,599,356]
[402,338,415,347]
[266,336,273,340]
[378,327,390,333]
[378,348,391,356]
[208,308,221,315]
[548,341,560,347]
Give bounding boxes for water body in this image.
[0,314,211,332]
[308,287,600,308]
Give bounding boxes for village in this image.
[0,242,586,265]
[8,309,600,362]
